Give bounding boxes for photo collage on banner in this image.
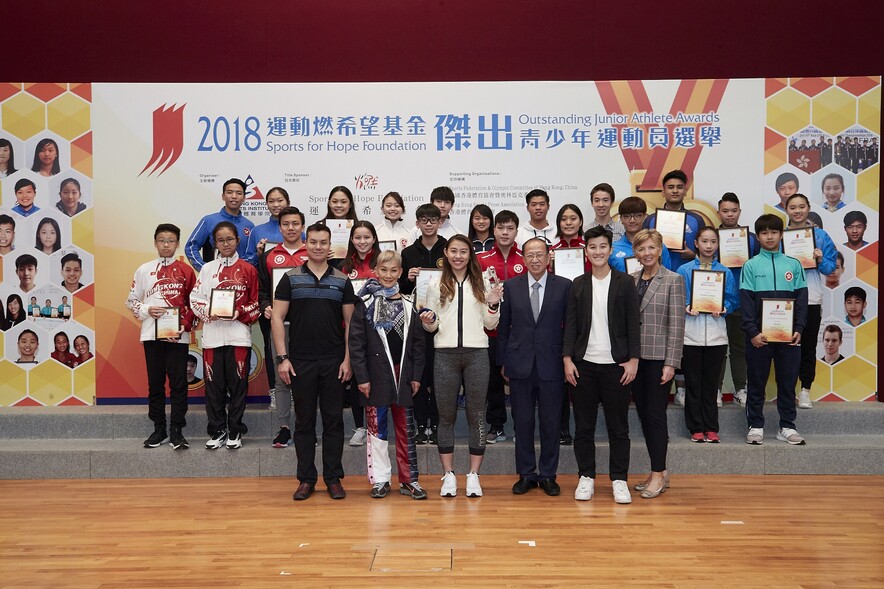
[0,83,95,406]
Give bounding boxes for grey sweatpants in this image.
[434,347,489,455]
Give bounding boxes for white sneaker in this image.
[612,480,632,504]
[225,432,242,449]
[349,427,367,446]
[716,389,723,407]
[574,476,594,501]
[440,472,457,497]
[798,389,812,409]
[205,430,227,450]
[268,388,276,410]
[777,427,806,445]
[733,388,747,407]
[466,472,483,497]
[674,387,686,407]
[746,427,764,445]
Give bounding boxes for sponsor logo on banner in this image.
[140,103,186,177]
[241,174,268,219]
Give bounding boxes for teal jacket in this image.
[739,249,808,340]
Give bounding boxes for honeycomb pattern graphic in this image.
[1,83,93,406]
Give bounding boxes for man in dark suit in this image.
[498,238,571,496]
[563,225,641,504]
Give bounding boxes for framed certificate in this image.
[272,267,297,302]
[782,228,817,269]
[350,278,369,295]
[62,305,71,318]
[326,219,353,259]
[378,240,396,252]
[691,270,726,314]
[717,227,750,268]
[414,268,442,309]
[761,298,795,343]
[625,256,642,274]
[552,247,585,281]
[155,307,182,339]
[209,288,236,319]
[655,209,686,250]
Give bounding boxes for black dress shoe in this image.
[539,479,561,496]
[512,477,538,494]
[293,482,314,501]
[327,481,347,500]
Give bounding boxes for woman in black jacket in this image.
[349,249,427,499]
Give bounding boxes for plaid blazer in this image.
[635,266,685,368]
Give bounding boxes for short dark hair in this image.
[468,204,494,242]
[775,172,799,190]
[555,204,584,239]
[583,224,613,246]
[14,178,36,192]
[590,183,615,201]
[222,178,247,193]
[0,213,14,228]
[266,186,290,204]
[755,214,784,234]
[494,210,519,228]
[430,186,455,204]
[525,188,549,204]
[662,169,688,185]
[522,237,550,254]
[836,251,845,266]
[843,210,867,227]
[278,206,305,225]
[306,222,332,239]
[187,354,199,365]
[618,196,647,216]
[718,192,740,206]
[212,221,239,241]
[15,253,37,269]
[383,191,405,211]
[844,286,867,303]
[154,223,181,240]
[415,203,441,220]
[823,324,843,340]
[60,252,82,269]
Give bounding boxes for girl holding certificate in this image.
[375,192,412,252]
[631,229,685,499]
[420,235,502,498]
[190,222,261,450]
[784,194,838,409]
[322,185,359,262]
[677,227,739,443]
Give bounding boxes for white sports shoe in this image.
[674,387,686,407]
[465,472,483,497]
[716,389,723,407]
[777,427,806,445]
[733,388,747,407]
[440,472,457,497]
[349,427,367,446]
[798,389,813,409]
[746,427,764,445]
[612,480,632,504]
[574,476,594,501]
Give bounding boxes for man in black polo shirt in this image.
[272,223,357,501]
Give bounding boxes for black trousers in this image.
[746,342,800,430]
[413,331,439,429]
[344,381,364,429]
[571,360,630,481]
[633,359,669,473]
[799,304,822,389]
[291,356,345,485]
[509,363,563,480]
[143,340,189,430]
[203,345,251,436]
[257,315,275,390]
[485,336,507,429]
[561,386,572,433]
[683,345,727,434]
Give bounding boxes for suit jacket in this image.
[497,273,571,382]
[563,269,641,364]
[635,266,685,368]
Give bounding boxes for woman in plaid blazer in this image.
[630,229,686,499]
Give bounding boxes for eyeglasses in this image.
[524,253,547,260]
[620,213,644,221]
[215,237,237,245]
[155,239,178,245]
[418,217,440,225]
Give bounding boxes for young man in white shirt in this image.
[516,189,556,246]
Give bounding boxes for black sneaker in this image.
[272,427,292,448]
[169,427,189,450]
[143,429,167,448]
[560,430,573,446]
[414,427,429,445]
[370,482,391,498]
[428,426,438,445]
[400,481,428,500]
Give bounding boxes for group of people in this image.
[788,134,878,173]
[0,137,63,179]
[128,168,848,503]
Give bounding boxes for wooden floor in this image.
[2,475,882,588]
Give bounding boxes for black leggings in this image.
[632,359,669,472]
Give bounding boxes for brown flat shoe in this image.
[327,481,346,500]
[293,482,314,501]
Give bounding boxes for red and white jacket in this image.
[125,257,197,343]
[190,253,260,349]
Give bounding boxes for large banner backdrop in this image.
[1,78,879,405]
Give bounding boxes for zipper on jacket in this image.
[457,281,464,348]
[770,254,777,291]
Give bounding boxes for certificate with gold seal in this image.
[209,288,236,319]
[717,227,750,268]
[691,270,725,314]
[761,298,795,343]
[155,307,182,339]
[552,247,584,282]
[782,228,817,269]
[655,209,686,251]
[327,219,353,259]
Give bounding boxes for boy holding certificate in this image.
[125,223,197,450]
[739,214,808,446]
[641,169,706,271]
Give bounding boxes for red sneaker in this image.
[705,431,720,443]
[690,432,706,443]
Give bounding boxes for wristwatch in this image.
[275,354,289,364]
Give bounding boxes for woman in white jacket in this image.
[419,234,502,498]
[676,227,739,443]
[375,192,413,252]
